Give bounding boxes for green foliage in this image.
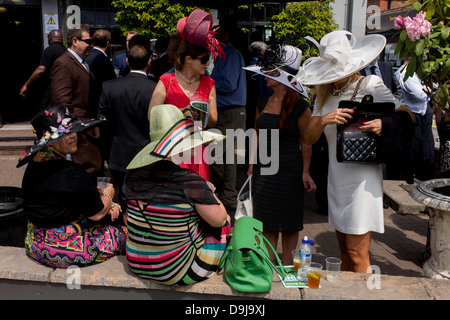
[271,1,338,60]
[111,0,204,39]
[394,0,450,110]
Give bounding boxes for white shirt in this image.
[68,48,89,72]
[364,61,382,79]
[394,65,429,115]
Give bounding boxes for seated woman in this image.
[124,104,230,285]
[17,105,127,268]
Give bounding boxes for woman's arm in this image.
[194,182,229,227]
[304,108,354,144]
[148,80,167,120]
[206,85,218,128]
[88,184,120,222]
[298,107,317,192]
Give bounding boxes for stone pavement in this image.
[0,122,449,300]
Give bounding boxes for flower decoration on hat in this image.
[177,8,224,58]
[16,105,104,168]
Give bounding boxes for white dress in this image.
[312,75,402,235]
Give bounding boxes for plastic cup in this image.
[307,262,323,289]
[97,177,111,189]
[325,257,342,282]
[292,249,301,274]
[114,68,120,78]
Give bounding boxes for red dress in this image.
[160,72,215,181]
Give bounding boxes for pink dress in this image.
[160,72,215,181]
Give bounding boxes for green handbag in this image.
[218,216,288,293]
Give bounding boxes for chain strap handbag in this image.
[336,77,395,163]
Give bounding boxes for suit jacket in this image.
[98,72,157,172]
[50,50,97,118]
[150,53,173,82]
[50,50,102,175]
[361,61,403,100]
[85,48,116,108]
[86,48,116,86]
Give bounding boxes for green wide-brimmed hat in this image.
[126,104,225,170]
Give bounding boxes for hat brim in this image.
[243,65,309,99]
[16,118,104,168]
[126,129,225,170]
[295,34,386,86]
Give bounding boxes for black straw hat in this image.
[16,105,104,168]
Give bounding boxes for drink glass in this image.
[307,262,323,289]
[325,257,342,282]
[292,249,301,274]
[97,177,111,189]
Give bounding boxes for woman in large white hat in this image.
[123,104,229,285]
[245,44,316,266]
[296,31,414,273]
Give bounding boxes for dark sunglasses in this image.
[76,37,93,45]
[196,55,210,64]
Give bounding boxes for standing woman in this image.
[148,9,222,181]
[296,31,413,273]
[245,45,316,265]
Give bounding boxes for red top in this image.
[160,72,215,181]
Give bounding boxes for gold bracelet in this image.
[100,193,114,209]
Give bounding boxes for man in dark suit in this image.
[50,26,102,176]
[86,29,116,105]
[361,58,403,100]
[148,36,172,82]
[98,45,156,209]
[85,29,116,164]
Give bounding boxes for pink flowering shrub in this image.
[395,1,450,111]
[395,11,432,42]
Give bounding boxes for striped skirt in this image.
[25,219,127,268]
[126,200,230,285]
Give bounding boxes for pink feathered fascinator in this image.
[177,8,224,58]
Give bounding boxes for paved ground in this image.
[0,123,429,279]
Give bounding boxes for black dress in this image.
[253,93,309,233]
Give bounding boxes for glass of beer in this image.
[292,249,301,274]
[307,262,323,289]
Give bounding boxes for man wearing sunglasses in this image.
[50,26,103,176]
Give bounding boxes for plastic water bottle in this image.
[298,236,312,282]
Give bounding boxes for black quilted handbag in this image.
[336,93,394,164]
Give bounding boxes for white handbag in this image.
[234,174,253,221]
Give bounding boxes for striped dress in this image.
[123,161,230,285]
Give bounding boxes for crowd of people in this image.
[17,8,440,286]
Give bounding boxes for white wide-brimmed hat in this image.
[295,30,386,86]
[243,45,308,99]
[126,104,225,170]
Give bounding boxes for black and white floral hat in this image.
[16,105,104,167]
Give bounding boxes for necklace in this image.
[176,71,199,84]
[331,75,355,97]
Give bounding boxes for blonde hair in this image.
[313,73,360,112]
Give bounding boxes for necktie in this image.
[82,60,90,73]
[370,65,377,75]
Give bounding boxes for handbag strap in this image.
[350,76,365,101]
[237,174,252,201]
[256,231,288,277]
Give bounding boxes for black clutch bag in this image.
[336,95,395,163]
